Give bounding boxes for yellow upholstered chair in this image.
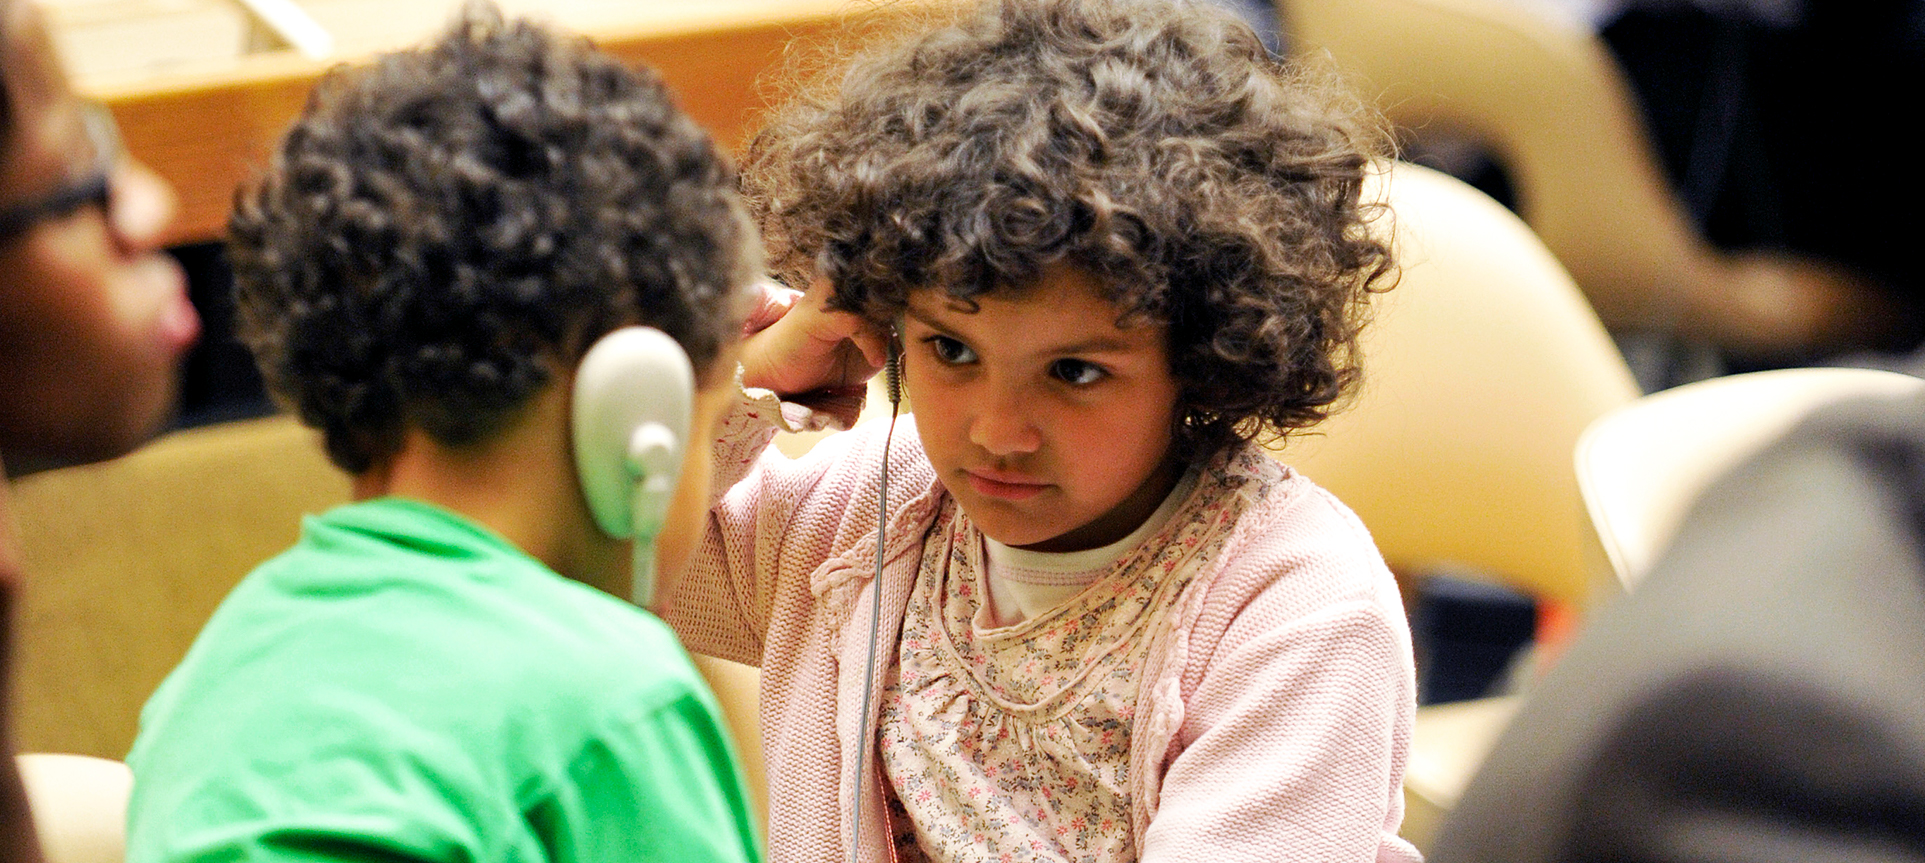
[1577,367,1925,589]
[1275,161,1642,849]
[689,653,770,834]
[9,414,351,761]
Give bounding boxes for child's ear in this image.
[570,327,694,606]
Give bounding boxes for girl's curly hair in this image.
[746,0,1393,457]
[229,9,758,474]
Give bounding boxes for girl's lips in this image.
[964,469,1048,501]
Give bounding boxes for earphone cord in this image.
[847,352,897,863]
[849,369,901,863]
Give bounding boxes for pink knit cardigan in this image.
[663,394,1422,863]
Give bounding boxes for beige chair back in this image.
[1577,367,1925,589]
[8,415,351,759]
[1274,162,1639,851]
[1278,161,1640,611]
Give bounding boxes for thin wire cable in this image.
[849,355,902,862]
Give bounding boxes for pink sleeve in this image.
[662,388,926,667]
[1144,602,1420,862]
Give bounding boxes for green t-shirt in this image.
[127,498,760,863]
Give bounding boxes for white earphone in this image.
[570,326,694,608]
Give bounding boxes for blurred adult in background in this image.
[0,0,199,857]
[0,1,197,476]
[1602,0,1925,367]
[1431,386,1925,862]
[1522,0,1925,373]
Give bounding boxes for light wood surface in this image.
[40,0,938,246]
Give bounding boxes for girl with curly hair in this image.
[664,0,1418,860]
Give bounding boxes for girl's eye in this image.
[1050,358,1107,386]
[928,335,977,365]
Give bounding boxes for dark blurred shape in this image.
[169,242,272,429]
[1603,1,1925,359]
[1411,572,1538,705]
[1567,669,1925,863]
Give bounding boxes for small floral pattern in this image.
[879,461,1248,862]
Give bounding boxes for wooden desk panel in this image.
[97,59,318,247]
[54,0,936,245]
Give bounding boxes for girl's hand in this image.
[739,278,888,399]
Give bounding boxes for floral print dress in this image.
[878,487,1238,862]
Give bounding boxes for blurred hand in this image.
[1708,252,1911,360]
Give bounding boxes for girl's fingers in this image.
[743,280,805,335]
[739,276,887,394]
[846,325,891,374]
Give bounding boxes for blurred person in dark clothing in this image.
[1433,383,1925,862]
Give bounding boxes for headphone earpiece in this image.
[571,326,694,607]
[885,332,903,408]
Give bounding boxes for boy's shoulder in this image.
[146,496,704,748]
[130,499,719,858]
[244,497,669,642]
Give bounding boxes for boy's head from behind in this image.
[230,10,756,476]
[748,0,1392,460]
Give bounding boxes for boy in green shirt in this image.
[126,10,761,863]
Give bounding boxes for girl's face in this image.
[902,265,1183,553]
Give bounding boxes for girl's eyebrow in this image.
[902,305,955,335]
[905,305,1145,356]
[1043,334,1139,355]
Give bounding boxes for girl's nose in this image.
[967,385,1042,456]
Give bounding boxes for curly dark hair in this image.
[230,8,758,474]
[747,0,1393,457]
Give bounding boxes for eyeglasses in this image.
[0,102,119,243]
